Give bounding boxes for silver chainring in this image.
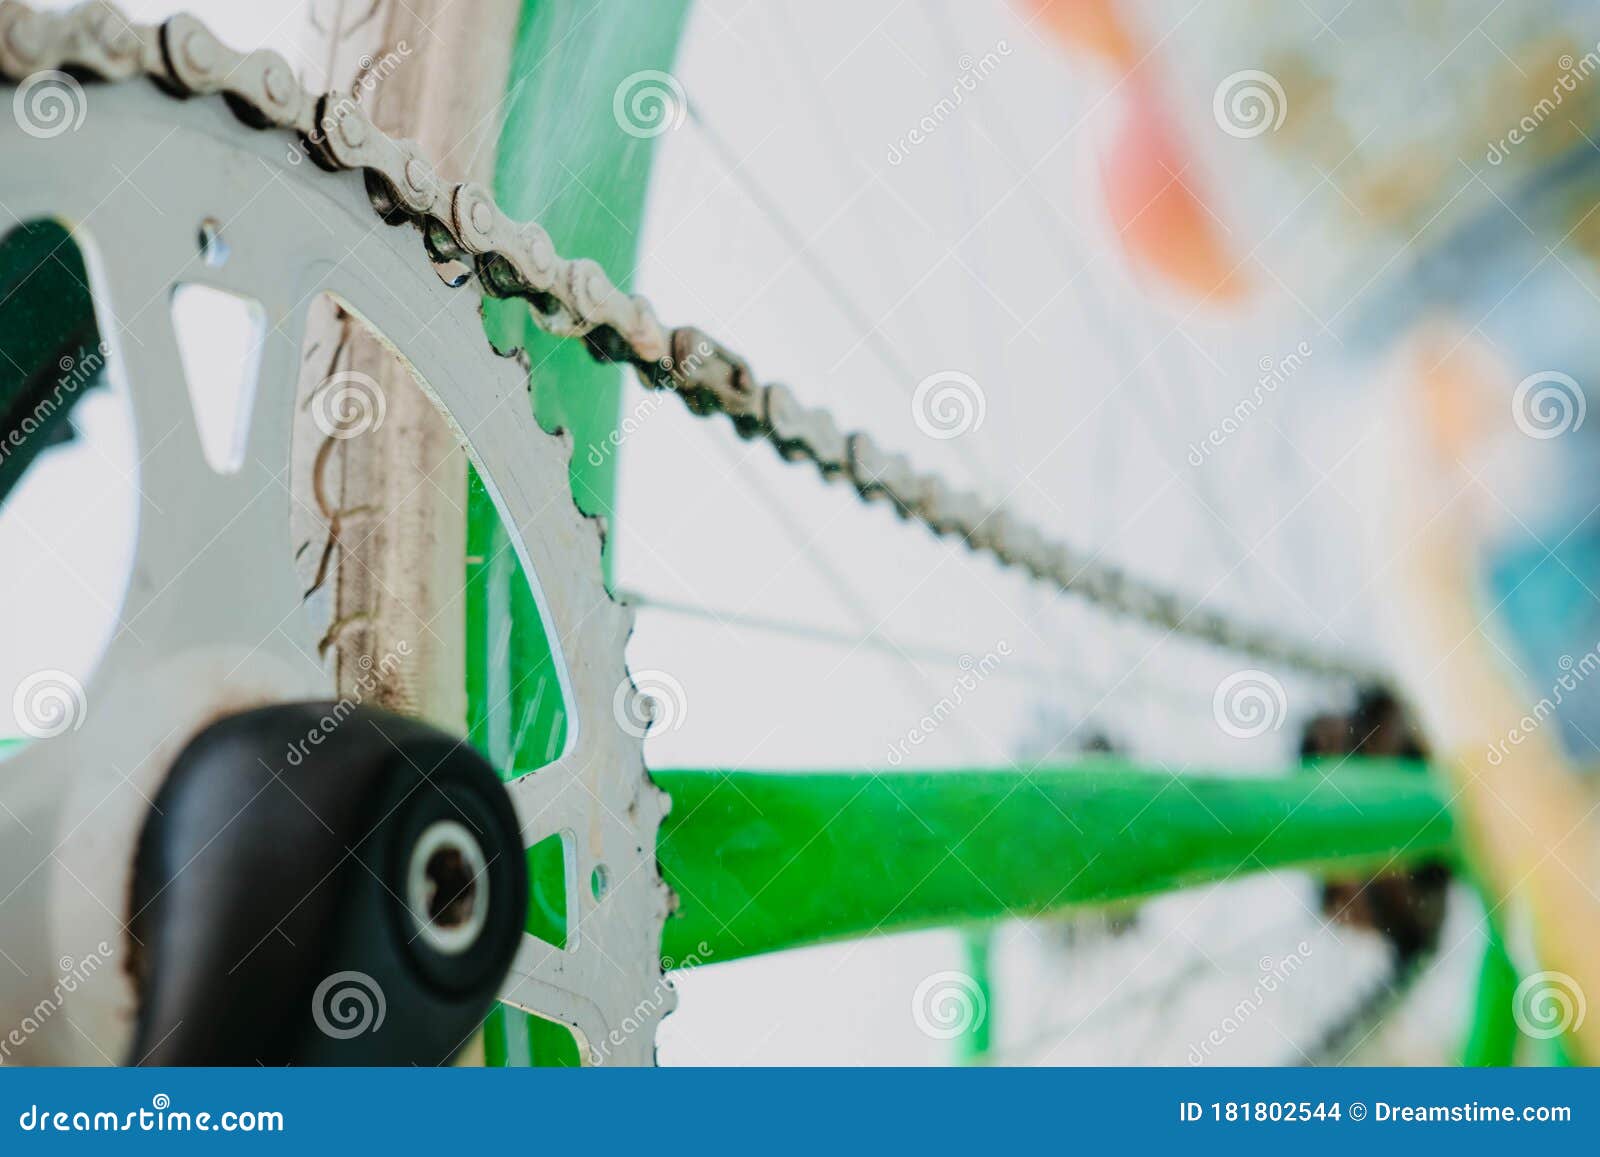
[0,78,671,1065]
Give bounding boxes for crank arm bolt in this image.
[128,703,527,1065]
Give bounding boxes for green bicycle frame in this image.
[463,0,1505,1068]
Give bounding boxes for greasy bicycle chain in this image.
[0,0,1374,683]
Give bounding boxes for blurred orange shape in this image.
[1102,78,1245,302]
[1024,0,1136,68]
[1023,0,1245,302]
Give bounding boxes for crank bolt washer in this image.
[406,819,490,955]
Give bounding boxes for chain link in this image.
[0,0,1377,682]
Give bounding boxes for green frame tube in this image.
[1462,921,1520,1066]
[467,2,1463,1065]
[655,761,1454,965]
[474,0,691,1066]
